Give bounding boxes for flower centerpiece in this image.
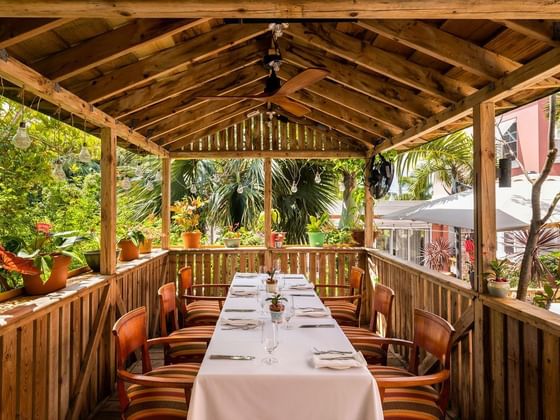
[172,197,206,248]
[1,223,86,295]
[222,224,241,248]
[485,259,511,298]
[266,293,287,323]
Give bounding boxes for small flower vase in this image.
[266,278,278,293]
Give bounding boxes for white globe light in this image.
[290,182,298,194]
[52,162,66,181]
[145,180,154,191]
[121,176,131,191]
[237,184,244,194]
[314,173,321,184]
[190,184,197,194]
[154,171,162,182]
[78,143,92,163]
[135,163,143,177]
[12,122,32,150]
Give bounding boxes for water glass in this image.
[262,322,279,365]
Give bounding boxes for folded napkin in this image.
[295,308,329,317]
[236,273,258,278]
[221,318,260,327]
[312,352,367,369]
[230,288,257,296]
[288,283,314,290]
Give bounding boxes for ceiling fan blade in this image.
[275,68,329,96]
[270,97,311,117]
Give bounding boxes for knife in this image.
[209,355,255,360]
[299,324,335,328]
[224,309,256,312]
[234,284,256,287]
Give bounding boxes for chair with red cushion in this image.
[365,309,455,420]
[341,283,394,365]
[112,306,203,420]
[317,266,365,326]
[158,282,214,364]
[179,266,227,326]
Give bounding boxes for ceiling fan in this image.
[199,23,329,117]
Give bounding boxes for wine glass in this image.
[262,323,279,365]
[283,303,295,329]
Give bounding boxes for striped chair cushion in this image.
[369,365,443,420]
[348,337,387,365]
[167,326,215,361]
[340,325,378,338]
[324,301,358,325]
[126,363,200,420]
[184,301,221,326]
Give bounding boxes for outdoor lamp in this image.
[52,160,66,181]
[121,176,131,191]
[12,122,32,150]
[78,143,92,163]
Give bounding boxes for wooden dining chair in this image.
[112,306,202,420]
[365,309,455,420]
[317,266,365,326]
[341,283,395,365]
[158,282,214,364]
[179,266,228,326]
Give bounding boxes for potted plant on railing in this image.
[138,214,161,254]
[172,197,205,249]
[118,230,145,261]
[256,209,286,248]
[82,233,121,272]
[266,269,278,293]
[222,224,241,248]
[306,213,332,247]
[1,223,86,295]
[325,229,355,247]
[267,293,287,323]
[0,245,38,301]
[485,259,511,298]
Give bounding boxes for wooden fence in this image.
[0,251,169,420]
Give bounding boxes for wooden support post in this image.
[100,127,117,275]
[364,157,374,248]
[473,102,497,293]
[161,157,171,249]
[264,158,272,269]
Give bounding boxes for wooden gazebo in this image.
[0,3,559,419]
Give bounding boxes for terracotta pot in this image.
[22,254,71,295]
[270,232,286,248]
[351,229,365,246]
[138,238,153,254]
[118,239,140,261]
[182,231,202,249]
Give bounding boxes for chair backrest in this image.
[370,283,395,337]
[179,266,193,295]
[158,282,179,337]
[112,306,152,373]
[349,266,364,290]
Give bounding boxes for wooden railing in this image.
[368,249,560,420]
[0,250,169,420]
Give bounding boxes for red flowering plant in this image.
[1,223,86,283]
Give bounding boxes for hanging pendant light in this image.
[237,184,244,194]
[154,171,162,182]
[12,121,32,150]
[290,182,298,194]
[314,172,322,184]
[190,184,197,194]
[145,179,154,191]
[135,162,143,177]
[52,160,66,181]
[78,143,92,163]
[121,176,131,191]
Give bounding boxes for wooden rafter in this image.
[494,20,560,48]
[170,149,366,159]
[69,24,268,103]
[0,18,72,49]
[2,2,560,19]
[33,18,209,82]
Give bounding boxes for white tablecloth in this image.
[187,273,384,420]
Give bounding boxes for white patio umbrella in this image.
[383,176,560,231]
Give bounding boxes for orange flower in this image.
[35,222,52,235]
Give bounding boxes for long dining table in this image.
[186,272,384,420]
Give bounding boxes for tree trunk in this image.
[339,171,357,229]
[517,221,541,301]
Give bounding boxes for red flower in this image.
[35,223,51,235]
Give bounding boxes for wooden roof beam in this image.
[494,20,560,49]
[100,39,267,118]
[2,2,560,19]
[70,23,268,103]
[33,18,209,82]
[374,47,560,153]
[0,51,166,156]
[285,23,476,103]
[170,150,367,159]
[0,18,72,49]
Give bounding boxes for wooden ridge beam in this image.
[101,40,266,118]
[0,18,72,49]
[34,18,209,82]
[70,24,268,103]
[170,149,366,159]
[494,20,560,49]
[2,2,560,19]
[135,65,268,133]
[0,52,166,156]
[285,23,476,103]
[374,47,560,152]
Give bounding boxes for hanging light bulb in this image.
[135,162,143,177]
[78,143,92,163]
[190,184,197,194]
[52,160,66,181]
[154,171,162,182]
[314,172,321,184]
[121,176,131,191]
[290,182,298,194]
[339,181,345,192]
[212,174,220,183]
[12,122,32,150]
[237,184,244,194]
[145,180,154,191]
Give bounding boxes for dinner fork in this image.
[313,347,353,355]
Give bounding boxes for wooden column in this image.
[161,157,171,249]
[364,158,375,248]
[473,101,497,292]
[264,158,272,268]
[100,127,117,275]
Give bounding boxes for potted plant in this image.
[118,230,145,261]
[0,245,37,301]
[82,233,121,272]
[266,269,278,293]
[172,197,205,249]
[266,293,287,323]
[2,223,86,295]
[222,225,241,248]
[485,259,511,298]
[326,229,355,247]
[138,214,161,253]
[306,213,332,247]
[257,209,286,248]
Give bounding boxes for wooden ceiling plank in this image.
[0,51,166,156]
[70,23,268,103]
[34,18,209,82]
[374,47,560,152]
[2,2,560,19]
[0,18,72,49]
[171,150,366,159]
[100,40,266,118]
[285,23,476,103]
[494,20,560,48]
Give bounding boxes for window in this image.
[495,118,519,168]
